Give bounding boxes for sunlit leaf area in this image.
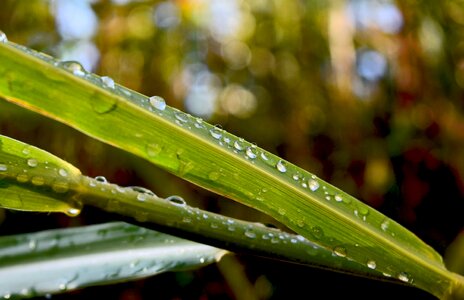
[1,1,464,299]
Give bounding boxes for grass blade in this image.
[0,222,225,298]
[0,39,463,298]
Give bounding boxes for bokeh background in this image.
[1,0,464,299]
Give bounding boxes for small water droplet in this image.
[325,195,331,201]
[52,181,69,193]
[278,207,286,215]
[137,193,147,202]
[333,246,347,257]
[59,61,86,76]
[27,158,38,167]
[208,171,220,181]
[31,176,45,186]
[59,282,67,291]
[245,147,257,159]
[95,176,108,183]
[149,96,166,111]
[245,230,256,239]
[65,207,80,216]
[146,143,162,158]
[381,219,390,231]
[16,173,29,183]
[101,76,115,89]
[166,195,186,206]
[296,219,305,227]
[175,112,188,123]
[334,195,343,202]
[260,151,269,161]
[398,272,410,283]
[308,179,319,191]
[292,174,300,180]
[0,164,7,172]
[3,293,11,299]
[28,239,37,250]
[276,160,287,173]
[0,31,8,43]
[234,139,245,151]
[58,168,68,177]
[209,126,222,140]
[367,260,377,269]
[311,226,324,239]
[228,226,236,232]
[199,257,205,263]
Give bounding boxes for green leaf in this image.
[0,222,225,298]
[0,39,463,299]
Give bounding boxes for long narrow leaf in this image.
[0,39,463,298]
[0,222,225,298]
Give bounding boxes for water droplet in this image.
[276,160,287,173]
[245,147,257,159]
[0,31,8,43]
[292,174,300,180]
[311,226,324,239]
[334,195,343,202]
[260,151,269,161]
[308,179,319,191]
[367,260,377,269]
[28,239,37,250]
[137,193,147,202]
[3,293,11,299]
[208,171,220,181]
[296,219,305,227]
[209,126,222,140]
[58,168,68,177]
[333,246,347,257]
[228,226,236,232]
[166,195,186,206]
[175,112,188,123]
[59,283,67,291]
[199,257,205,263]
[245,230,256,239]
[101,76,115,89]
[381,219,390,231]
[22,147,31,156]
[234,139,245,151]
[16,173,29,183]
[149,96,166,111]
[59,61,86,76]
[278,207,286,215]
[325,195,331,201]
[398,272,410,283]
[27,158,38,167]
[52,181,69,193]
[146,143,162,158]
[0,164,7,172]
[31,176,45,186]
[95,176,108,183]
[66,207,81,217]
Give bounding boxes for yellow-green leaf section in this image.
[0,40,463,298]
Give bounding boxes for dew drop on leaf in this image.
[58,168,68,177]
[16,174,28,183]
[333,246,347,257]
[101,76,115,89]
[53,181,69,193]
[234,139,245,151]
[27,158,38,167]
[398,272,411,283]
[245,147,257,159]
[367,260,377,269]
[59,61,86,76]
[0,31,8,43]
[208,171,220,181]
[166,195,186,206]
[137,193,147,202]
[209,126,222,140]
[0,164,7,172]
[334,194,343,202]
[308,179,320,191]
[276,160,287,173]
[95,176,108,183]
[149,96,166,111]
[31,176,45,186]
[245,230,256,239]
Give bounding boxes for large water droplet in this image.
[209,126,222,140]
[27,158,38,167]
[333,246,347,257]
[245,147,257,159]
[31,176,45,186]
[101,76,115,89]
[16,173,29,183]
[366,260,377,270]
[59,168,68,177]
[59,61,86,76]
[0,31,8,43]
[0,164,7,172]
[149,96,166,111]
[166,195,186,206]
[276,160,287,173]
[308,179,320,191]
[95,176,108,183]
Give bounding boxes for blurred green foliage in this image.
[1,0,463,299]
